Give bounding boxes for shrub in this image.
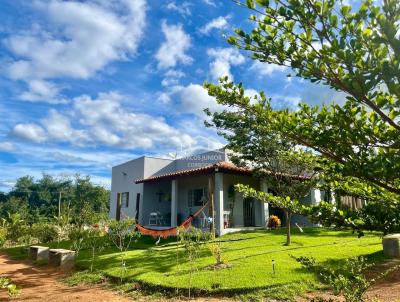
[85,227,107,272]
[31,223,58,243]
[178,226,207,299]
[267,215,281,229]
[0,221,7,248]
[107,219,140,283]
[293,255,373,302]
[69,227,89,256]
[5,213,29,245]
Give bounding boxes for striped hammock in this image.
[135,200,210,238]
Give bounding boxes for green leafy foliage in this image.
[64,271,105,286]
[85,226,108,272]
[0,174,109,225]
[204,0,400,234]
[222,0,400,196]
[107,218,140,282]
[4,213,29,245]
[69,227,89,257]
[31,222,58,243]
[293,255,373,302]
[177,226,208,298]
[0,276,20,297]
[204,79,319,245]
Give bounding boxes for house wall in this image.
[288,189,322,227]
[110,157,145,220]
[109,156,173,222]
[222,174,262,228]
[173,173,263,231]
[142,180,172,225]
[176,174,211,221]
[291,192,313,226]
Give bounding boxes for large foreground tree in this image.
[206,0,400,203]
[205,88,318,245]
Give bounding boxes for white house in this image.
[109,148,323,236]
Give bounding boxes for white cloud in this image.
[155,21,192,69]
[0,142,15,152]
[12,123,47,143]
[250,61,287,77]
[203,0,217,6]
[207,48,245,81]
[19,79,68,104]
[165,1,191,16]
[177,84,222,116]
[271,94,301,110]
[10,92,196,150]
[199,16,230,35]
[165,69,185,78]
[6,0,147,103]
[41,109,89,143]
[73,92,196,149]
[161,69,185,87]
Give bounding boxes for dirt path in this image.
[0,254,133,302]
[365,259,400,302]
[0,254,231,302]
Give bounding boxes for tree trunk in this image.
[285,211,292,246]
[90,247,95,272]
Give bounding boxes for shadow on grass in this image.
[105,273,295,297]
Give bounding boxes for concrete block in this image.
[49,249,75,269]
[29,246,49,261]
[383,234,400,258]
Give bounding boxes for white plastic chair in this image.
[149,212,158,226]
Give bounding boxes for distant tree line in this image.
[0,174,110,226]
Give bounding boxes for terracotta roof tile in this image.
[135,161,251,183]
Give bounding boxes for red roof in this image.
[135,161,251,183]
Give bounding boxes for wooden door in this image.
[116,193,121,221]
[135,193,140,222]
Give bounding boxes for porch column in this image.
[311,189,321,205]
[331,191,336,204]
[214,172,224,235]
[260,180,269,227]
[171,179,178,227]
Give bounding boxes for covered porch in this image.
[135,162,270,235]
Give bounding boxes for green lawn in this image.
[2,228,385,299]
[74,228,384,299]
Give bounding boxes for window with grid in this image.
[188,188,207,207]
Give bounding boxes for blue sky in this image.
[0,0,345,191]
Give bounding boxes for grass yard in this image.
[69,228,384,299]
[2,228,385,300]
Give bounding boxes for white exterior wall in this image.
[260,180,269,227]
[177,175,210,220]
[222,174,261,229]
[311,189,321,205]
[215,173,224,235]
[142,180,172,225]
[110,148,323,231]
[171,180,178,227]
[110,157,145,220]
[109,156,172,222]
